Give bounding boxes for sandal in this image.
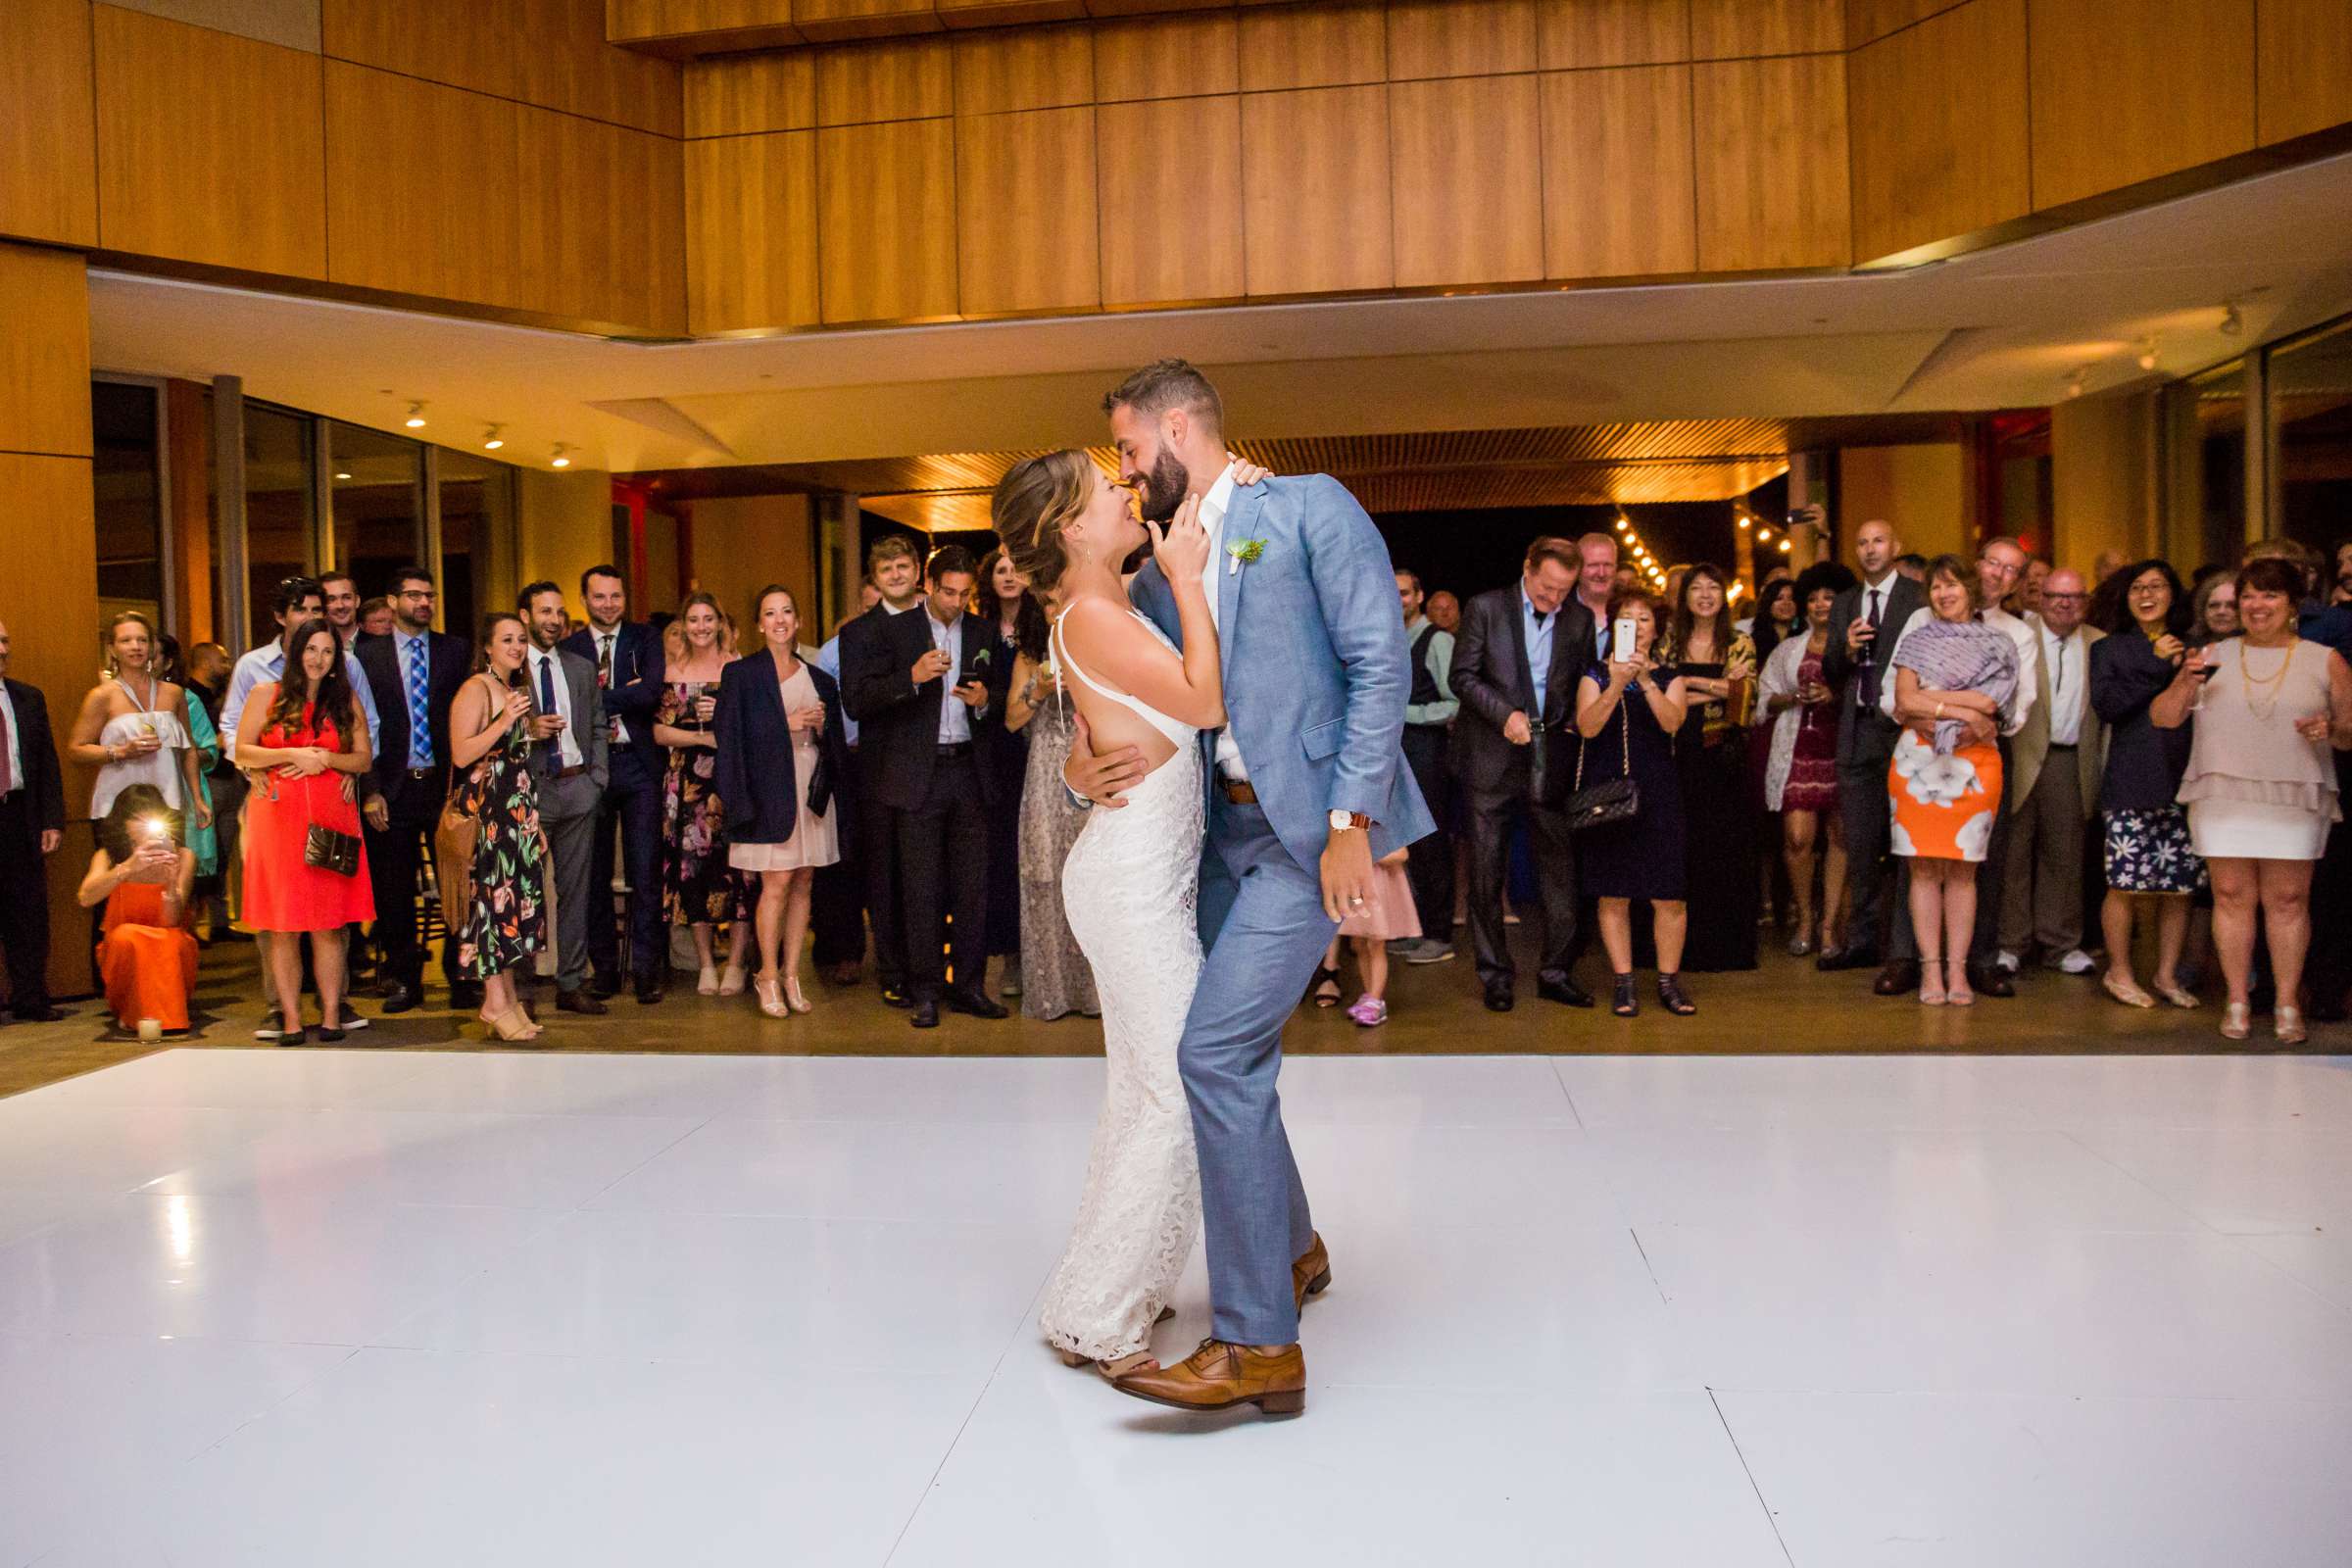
[1310,965,1343,1007]
[2102,973,2157,1009]
[2276,1006,2308,1047]
[1611,974,1639,1017]
[1919,958,1946,1006]
[1944,956,1975,1007]
[2153,980,2198,1009]
[489,1005,541,1043]
[785,975,812,1015]
[2221,1003,2252,1041]
[1656,973,1697,1015]
[754,975,788,1019]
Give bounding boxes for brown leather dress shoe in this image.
[1872,958,1923,997]
[1112,1339,1305,1416]
[1293,1233,1332,1312]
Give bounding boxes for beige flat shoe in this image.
[2103,974,2156,1009]
[718,964,747,997]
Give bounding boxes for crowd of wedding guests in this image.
[1,519,2348,1046]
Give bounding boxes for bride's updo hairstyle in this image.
[993,449,1096,599]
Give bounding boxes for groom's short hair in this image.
[1102,359,1223,433]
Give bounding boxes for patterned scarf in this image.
[1891,615,2018,754]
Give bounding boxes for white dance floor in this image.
[4,1048,2352,1566]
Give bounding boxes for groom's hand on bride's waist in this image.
[1064,712,1146,808]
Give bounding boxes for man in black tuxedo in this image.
[842,543,1009,1029]
[354,564,471,1013]
[1449,537,1598,1013]
[834,538,925,1006]
[0,617,66,1022]
[563,564,667,1004]
[1818,516,1928,989]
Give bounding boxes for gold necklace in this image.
[2239,638,2296,720]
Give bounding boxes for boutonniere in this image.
[970,645,993,667]
[1226,538,1266,576]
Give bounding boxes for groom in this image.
[1069,360,1432,1416]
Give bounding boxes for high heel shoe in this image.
[2221,1002,2252,1041]
[1656,973,1696,1015]
[754,975,788,1018]
[784,975,812,1014]
[2275,1005,2308,1047]
[489,1005,540,1043]
[1310,965,1342,1007]
[696,964,720,997]
[1944,956,1975,1006]
[718,964,747,997]
[1611,973,1638,1017]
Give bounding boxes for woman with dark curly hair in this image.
[2089,560,2201,1009]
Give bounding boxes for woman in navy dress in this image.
[1574,588,1693,1017]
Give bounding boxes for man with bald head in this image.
[1996,567,2105,973]
[1818,517,1925,979]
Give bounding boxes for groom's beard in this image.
[1134,449,1188,523]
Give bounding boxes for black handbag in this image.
[806,750,834,818]
[1562,700,1640,833]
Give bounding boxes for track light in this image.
[333,470,352,481]
[482,424,505,451]
[404,401,426,428]
[2136,338,2159,371]
[551,443,571,469]
[2065,368,2088,400]
[2220,304,2243,337]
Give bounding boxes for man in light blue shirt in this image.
[220,575,382,755]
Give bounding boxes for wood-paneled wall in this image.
[1846,0,2028,261]
[2027,0,2255,212]
[0,244,102,1001]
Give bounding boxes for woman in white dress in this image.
[992,448,1229,1380]
[69,611,211,831]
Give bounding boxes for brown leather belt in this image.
[549,763,588,779]
[1219,778,1258,806]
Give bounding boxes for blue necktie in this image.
[403,636,432,768]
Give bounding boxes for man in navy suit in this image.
[354,564,471,1012]
[564,564,667,1004]
[0,617,67,1022]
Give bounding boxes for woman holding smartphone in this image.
[1575,588,1692,1017]
[76,783,200,1035]
[2158,557,2352,1043]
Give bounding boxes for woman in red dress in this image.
[233,618,375,1045]
[76,782,199,1034]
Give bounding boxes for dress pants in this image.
[893,748,987,1002]
[810,748,867,970]
[1998,746,2086,956]
[1838,722,1901,958]
[0,793,51,1012]
[1463,759,1579,989]
[587,743,664,987]
[1184,794,1328,1348]
[1400,725,1455,944]
[538,769,602,994]
[364,769,460,991]
[1965,734,2018,965]
[861,759,907,991]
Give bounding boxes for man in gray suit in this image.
[1068,360,1432,1417]
[520,582,611,1017]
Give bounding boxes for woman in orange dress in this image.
[76,782,198,1034]
[1886,556,2020,1007]
[233,618,375,1045]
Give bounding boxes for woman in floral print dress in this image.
[450,612,548,1042]
[654,593,752,995]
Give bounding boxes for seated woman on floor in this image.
[76,782,200,1035]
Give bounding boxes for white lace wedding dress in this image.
[1036,610,1205,1363]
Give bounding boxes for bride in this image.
[993,449,1234,1379]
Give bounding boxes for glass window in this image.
[244,404,317,649]
[2162,358,2246,571]
[2271,317,2352,574]
[327,421,424,601]
[92,381,164,628]
[435,450,514,637]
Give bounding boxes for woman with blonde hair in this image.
[654,591,753,994]
[69,611,212,831]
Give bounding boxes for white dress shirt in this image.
[927,610,970,745]
[0,680,23,798]
[1880,604,2039,736]
[2037,619,2089,747]
[1195,462,1249,780]
[528,646,584,768]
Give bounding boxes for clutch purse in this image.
[806,750,834,817]
[304,821,362,877]
[1562,701,1640,833]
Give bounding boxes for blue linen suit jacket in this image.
[1126,472,1434,873]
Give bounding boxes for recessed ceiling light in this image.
[2136,337,2160,371]
[334,470,352,481]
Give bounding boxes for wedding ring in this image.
[1348,896,1366,906]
